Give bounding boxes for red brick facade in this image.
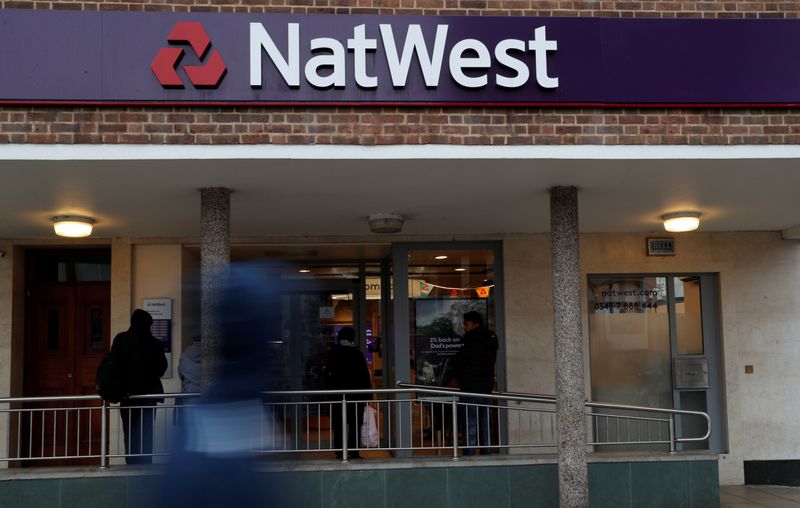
[2,1,799,146]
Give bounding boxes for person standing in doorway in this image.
[452,310,499,455]
[324,327,372,459]
[112,309,168,464]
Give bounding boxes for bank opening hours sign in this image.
[588,277,667,314]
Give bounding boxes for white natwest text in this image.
[249,23,559,89]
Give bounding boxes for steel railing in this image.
[0,386,710,466]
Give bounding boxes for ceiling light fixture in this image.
[434,255,448,260]
[51,215,95,238]
[367,213,405,234]
[454,268,466,272]
[298,268,311,273]
[661,212,701,232]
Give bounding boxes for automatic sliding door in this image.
[392,243,504,455]
[277,284,357,391]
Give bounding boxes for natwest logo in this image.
[151,22,227,88]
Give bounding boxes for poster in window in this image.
[413,298,488,386]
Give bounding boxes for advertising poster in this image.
[413,298,487,387]
[143,298,173,378]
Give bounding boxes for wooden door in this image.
[23,281,110,465]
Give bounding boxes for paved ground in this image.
[722,485,800,507]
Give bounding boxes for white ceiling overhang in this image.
[1,144,799,239]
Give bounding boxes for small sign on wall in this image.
[647,237,675,256]
[143,298,173,379]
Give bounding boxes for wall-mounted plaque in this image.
[647,237,675,256]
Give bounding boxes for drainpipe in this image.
[550,186,589,507]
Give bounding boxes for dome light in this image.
[368,213,405,234]
[661,212,701,233]
[51,216,95,238]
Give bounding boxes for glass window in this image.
[674,277,704,355]
[407,248,496,387]
[74,262,111,282]
[364,263,386,388]
[32,253,111,283]
[588,277,673,409]
[88,307,105,349]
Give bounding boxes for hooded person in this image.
[111,308,168,464]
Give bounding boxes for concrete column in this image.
[200,187,231,390]
[550,186,589,507]
[109,238,132,462]
[110,239,132,340]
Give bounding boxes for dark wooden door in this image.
[24,279,110,464]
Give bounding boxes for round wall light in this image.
[661,212,701,233]
[51,215,95,238]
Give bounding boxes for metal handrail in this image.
[396,382,712,444]
[0,393,201,404]
[0,384,711,465]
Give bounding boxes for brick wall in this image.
[3,1,799,18]
[2,1,799,146]
[2,107,798,145]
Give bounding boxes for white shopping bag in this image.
[360,405,379,448]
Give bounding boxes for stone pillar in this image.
[200,187,231,390]
[550,186,589,507]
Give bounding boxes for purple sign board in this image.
[1,9,800,106]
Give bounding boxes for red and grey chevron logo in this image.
[150,22,227,88]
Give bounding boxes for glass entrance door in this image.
[248,259,389,456]
[588,274,726,452]
[268,261,389,393]
[391,242,504,455]
[279,285,355,391]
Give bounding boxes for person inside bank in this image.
[451,310,499,456]
[324,327,372,459]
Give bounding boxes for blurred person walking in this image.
[158,261,286,507]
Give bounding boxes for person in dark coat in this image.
[451,310,499,455]
[112,308,168,464]
[324,327,372,459]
